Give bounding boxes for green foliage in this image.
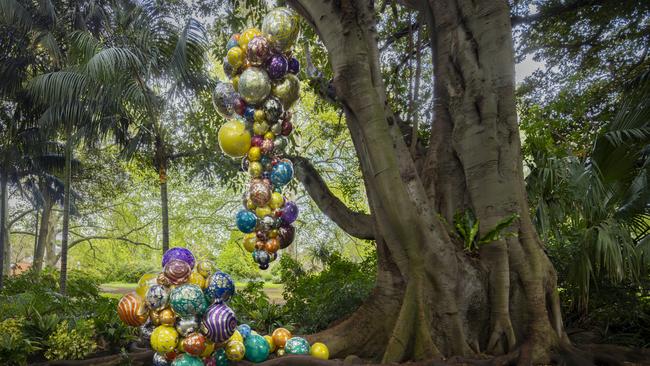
[279,252,376,334]
[0,317,39,366]
[454,210,519,251]
[230,281,285,335]
[0,270,136,362]
[44,320,97,361]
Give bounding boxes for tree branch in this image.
[291,156,374,240]
[380,22,420,52]
[510,0,604,27]
[9,209,35,226]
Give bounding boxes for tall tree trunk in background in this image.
[0,168,7,287]
[160,164,169,254]
[59,123,73,294]
[44,211,58,268]
[287,0,568,363]
[33,190,53,274]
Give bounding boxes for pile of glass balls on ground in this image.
[117,247,329,365]
[212,7,301,270]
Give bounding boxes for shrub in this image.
[0,317,39,366]
[279,251,376,333]
[230,280,287,334]
[44,320,97,360]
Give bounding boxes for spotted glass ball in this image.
[204,271,235,303]
[246,35,271,66]
[236,209,257,233]
[146,285,169,311]
[285,336,310,355]
[272,74,300,109]
[169,284,208,317]
[212,82,237,119]
[175,316,200,337]
[162,247,196,269]
[153,352,171,366]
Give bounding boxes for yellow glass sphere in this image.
[253,121,270,135]
[150,325,179,353]
[256,206,272,218]
[264,131,275,140]
[229,329,244,344]
[159,308,176,325]
[196,260,215,277]
[226,46,245,69]
[136,272,158,298]
[264,335,276,353]
[310,342,329,360]
[249,162,263,177]
[248,146,262,161]
[201,341,216,358]
[188,271,206,289]
[239,28,262,50]
[254,109,266,123]
[218,120,251,158]
[276,348,285,356]
[150,309,161,326]
[269,192,284,209]
[225,340,246,361]
[268,229,278,238]
[243,234,257,253]
[246,198,256,210]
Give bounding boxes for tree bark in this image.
[33,186,53,273]
[59,122,73,294]
[0,167,7,287]
[286,0,567,363]
[160,165,169,254]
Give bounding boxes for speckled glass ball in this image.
[162,247,196,269]
[182,332,207,356]
[261,7,300,52]
[249,179,272,207]
[238,67,271,105]
[246,35,271,66]
[225,340,246,361]
[140,321,155,344]
[164,259,192,285]
[153,352,171,366]
[281,120,293,136]
[171,353,204,366]
[236,209,257,233]
[204,271,235,303]
[260,138,274,154]
[169,284,208,317]
[146,285,170,311]
[196,260,216,278]
[281,200,299,224]
[270,160,294,187]
[175,316,200,337]
[285,336,310,355]
[266,54,288,79]
[263,97,284,123]
[273,136,288,154]
[243,105,256,122]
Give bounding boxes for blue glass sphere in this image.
[237,324,252,339]
[236,210,257,233]
[244,105,255,122]
[270,161,293,187]
[204,271,235,304]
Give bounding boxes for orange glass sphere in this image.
[265,238,280,253]
[182,333,207,356]
[117,292,147,327]
[272,328,292,349]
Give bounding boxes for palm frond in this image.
[29,71,90,105]
[0,0,33,30]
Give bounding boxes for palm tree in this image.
[526,68,650,310]
[27,0,209,292]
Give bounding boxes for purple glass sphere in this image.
[288,57,300,74]
[201,303,237,343]
[281,201,299,224]
[162,247,196,269]
[266,54,288,79]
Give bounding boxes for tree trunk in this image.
[0,167,7,287]
[33,190,53,274]
[45,210,59,268]
[59,123,73,294]
[160,165,169,254]
[286,0,569,363]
